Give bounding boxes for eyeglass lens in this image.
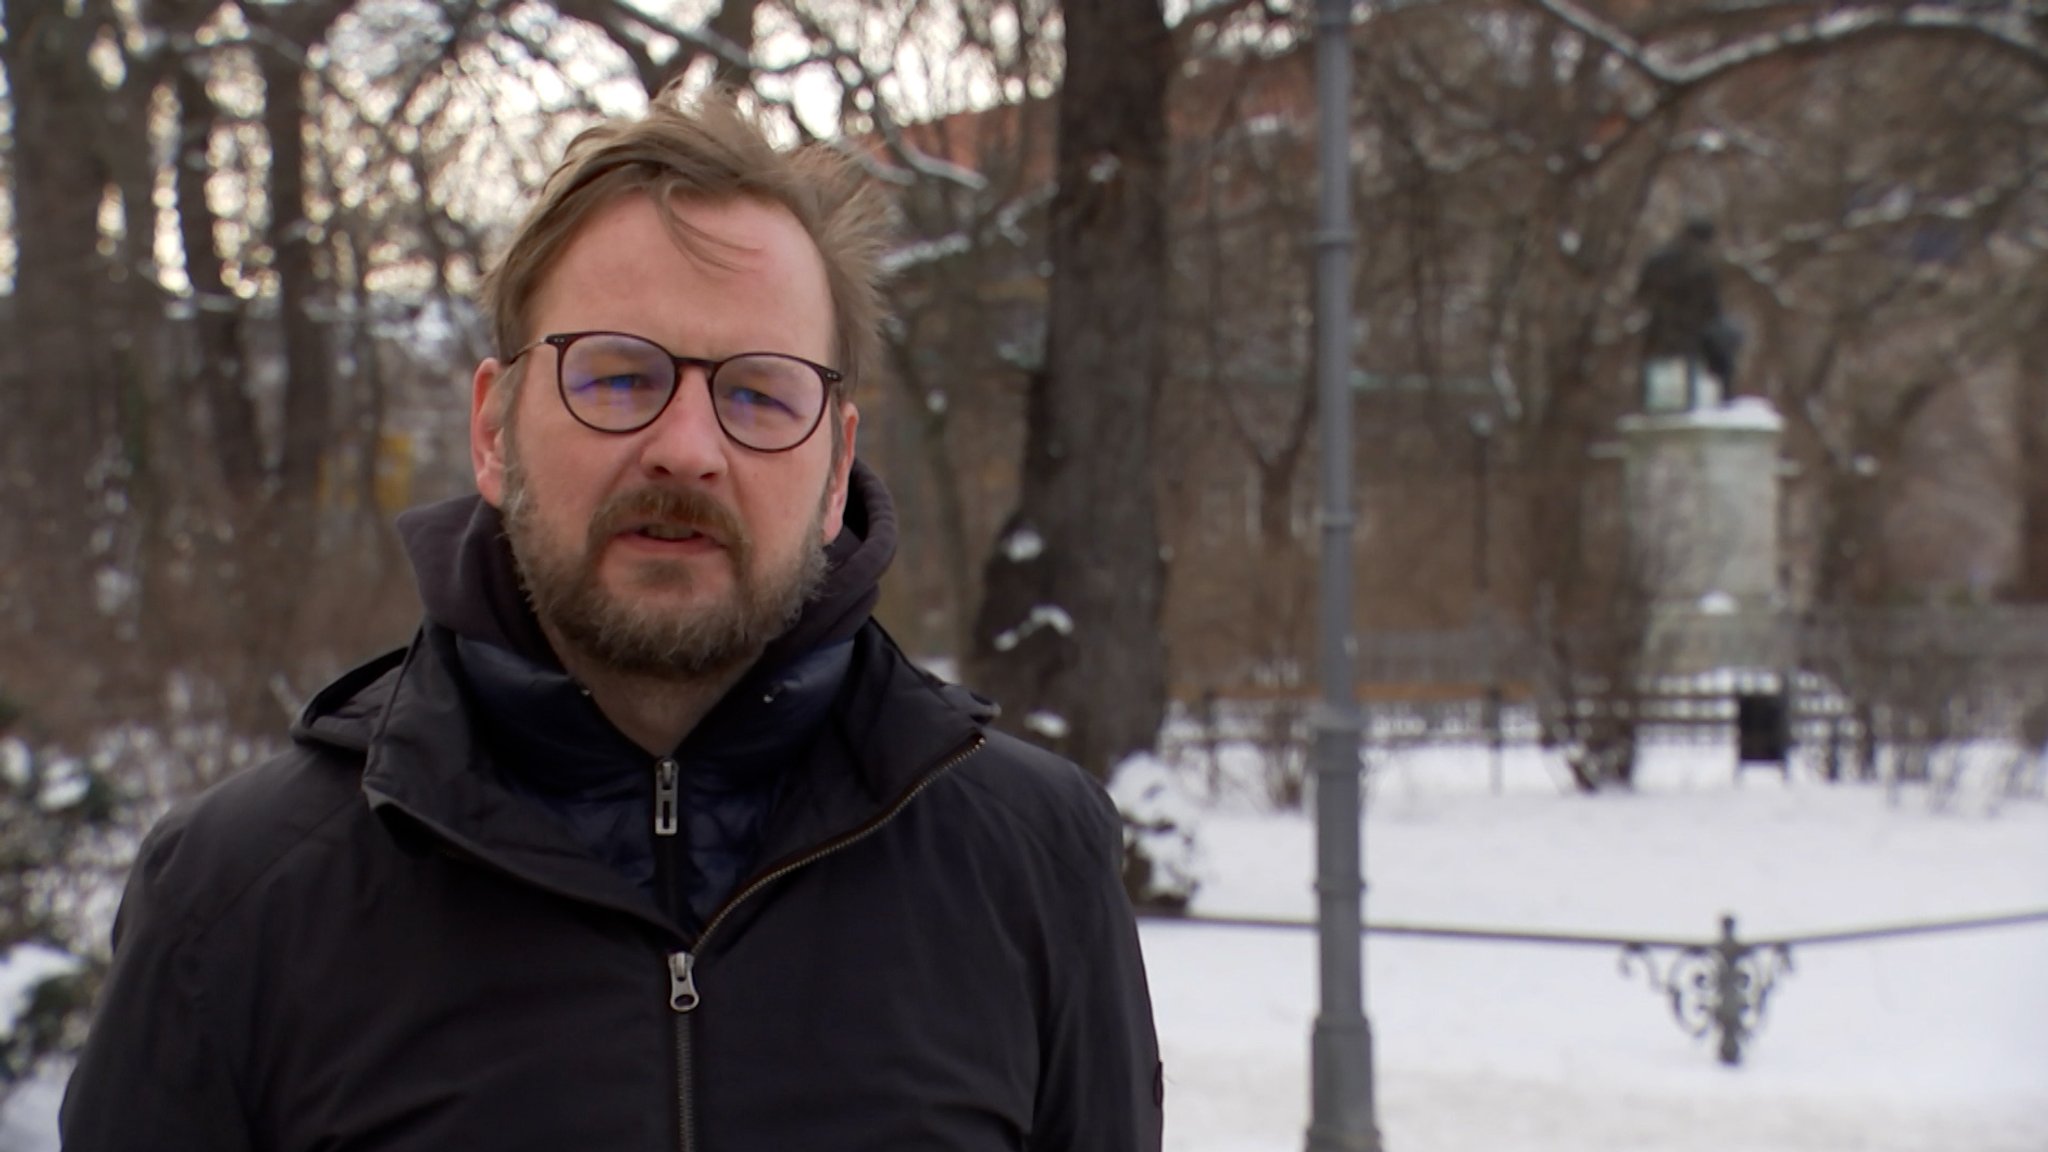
[559,333,825,450]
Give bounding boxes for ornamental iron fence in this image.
[1171,909,2048,1066]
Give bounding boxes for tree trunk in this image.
[176,62,263,496]
[965,0,1172,782]
[259,39,331,505]
[2014,341,2048,601]
[888,341,976,661]
[234,0,342,729]
[0,0,123,735]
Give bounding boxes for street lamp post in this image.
[1470,413,1502,794]
[1305,0,1379,1150]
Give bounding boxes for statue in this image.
[1636,218,1742,410]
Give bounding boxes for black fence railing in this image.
[1169,909,2048,1065]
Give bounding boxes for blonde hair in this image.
[481,85,893,427]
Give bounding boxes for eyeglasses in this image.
[505,330,842,453]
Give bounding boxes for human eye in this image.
[557,336,676,429]
[563,337,671,395]
[725,383,797,415]
[572,371,664,396]
[715,358,810,418]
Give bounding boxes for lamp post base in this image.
[1306,1014,1383,1152]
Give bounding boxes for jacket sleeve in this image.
[1030,780,1165,1152]
[60,819,253,1152]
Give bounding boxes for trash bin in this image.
[1736,691,1789,768]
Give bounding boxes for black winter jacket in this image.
[60,493,1162,1151]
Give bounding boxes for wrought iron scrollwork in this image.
[1186,906,2048,1066]
[1618,916,1793,1065]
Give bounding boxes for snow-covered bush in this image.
[1108,753,1202,913]
[0,945,87,1091]
[0,715,122,1105]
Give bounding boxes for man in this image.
[60,87,1163,1151]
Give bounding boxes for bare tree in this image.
[967,0,1174,782]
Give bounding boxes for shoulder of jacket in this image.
[289,645,408,753]
[943,728,1123,881]
[129,740,368,941]
[842,626,1120,878]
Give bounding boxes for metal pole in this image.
[1472,414,1500,796]
[1306,0,1378,1149]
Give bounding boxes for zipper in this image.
[661,732,984,1152]
[670,953,699,1152]
[667,950,700,1011]
[694,733,984,951]
[655,757,680,837]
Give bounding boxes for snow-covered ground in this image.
[1148,738,2048,1152]
[5,738,2045,1151]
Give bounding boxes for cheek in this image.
[736,468,827,551]
[518,445,615,529]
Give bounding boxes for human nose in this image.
[635,364,729,482]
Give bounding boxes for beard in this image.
[500,438,829,681]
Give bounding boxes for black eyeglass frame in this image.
[504,330,844,453]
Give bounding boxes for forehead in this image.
[528,192,834,362]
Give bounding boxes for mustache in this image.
[590,486,749,558]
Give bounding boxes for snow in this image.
[1148,738,2048,1151]
[6,738,2043,1151]
[992,604,1074,652]
[1678,396,1784,433]
[1627,395,1783,434]
[93,566,136,616]
[0,946,77,1040]
[876,232,973,275]
[0,739,29,789]
[33,764,90,813]
[1001,526,1045,563]
[1023,711,1070,739]
[1030,605,1074,635]
[0,946,81,1150]
[1113,754,1203,903]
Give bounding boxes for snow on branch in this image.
[867,104,992,193]
[598,0,757,74]
[1520,0,2048,89]
[874,181,1054,275]
[991,605,1075,653]
[993,182,1057,246]
[770,3,989,194]
[1518,0,1663,78]
[1734,170,2031,285]
[878,232,974,275]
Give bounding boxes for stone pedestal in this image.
[1617,398,1786,675]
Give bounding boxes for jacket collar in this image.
[293,619,986,944]
[385,460,897,798]
[749,624,983,870]
[351,625,669,930]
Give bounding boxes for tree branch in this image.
[1519,0,2048,88]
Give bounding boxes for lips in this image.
[593,487,747,561]
[632,523,709,543]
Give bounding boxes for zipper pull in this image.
[668,951,700,1012]
[655,758,679,837]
